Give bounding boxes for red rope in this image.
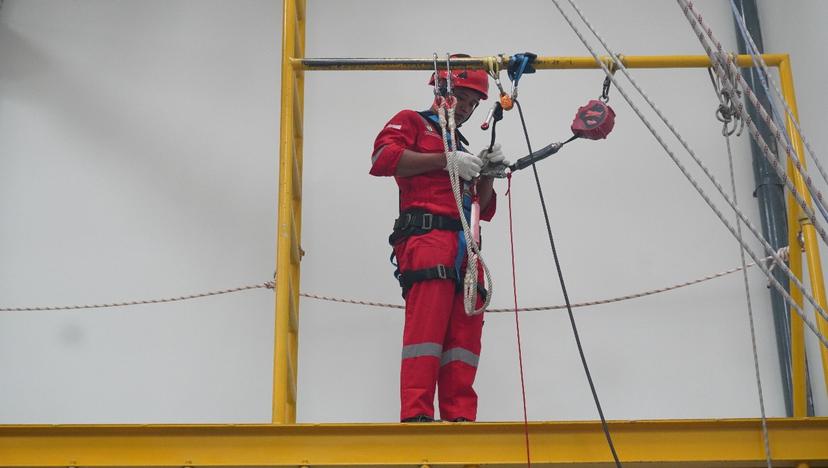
[507,173,531,467]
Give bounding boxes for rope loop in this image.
[434,77,493,316]
[707,55,744,137]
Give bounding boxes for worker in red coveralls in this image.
[369,58,508,422]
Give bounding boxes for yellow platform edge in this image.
[1,417,827,467]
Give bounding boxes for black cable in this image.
[514,99,623,467]
[488,102,504,152]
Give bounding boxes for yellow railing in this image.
[276,50,828,424]
[4,1,817,466]
[779,57,828,413]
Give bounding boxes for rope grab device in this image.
[480,53,617,178]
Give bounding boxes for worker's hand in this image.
[446,151,483,181]
[479,143,511,167]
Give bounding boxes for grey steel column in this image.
[731,0,813,416]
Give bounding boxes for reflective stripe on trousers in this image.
[402,343,480,368]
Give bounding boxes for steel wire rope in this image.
[729,0,828,202]
[679,0,828,236]
[514,98,623,467]
[552,0,828,350]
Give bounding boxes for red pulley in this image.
[570,99,615,140]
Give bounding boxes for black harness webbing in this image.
[388,209,463,245]
[387,112,482,301]
[397,264,488,302]
[389,208,487,301]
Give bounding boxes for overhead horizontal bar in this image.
[2,417,827,467]
[292,54,787,71]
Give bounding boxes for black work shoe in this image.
[401,414,435,423]
[449,417,472,422]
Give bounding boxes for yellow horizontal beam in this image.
[292,54,787,71]
[1,418,827,467]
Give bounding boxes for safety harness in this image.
[388,110,487,302]
[389,207,488,301]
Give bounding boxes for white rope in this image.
[433,54,493,316]
[565,0,828,331]
[560,0,828,343]
[438,99,493,315]
[680,0,828,242]
[549,0,828,351]
[729,0,828,193]
[671,0,828,336]
[723,113,773,468]
[562,0,825,330]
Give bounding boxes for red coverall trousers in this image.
[395,228,484,422]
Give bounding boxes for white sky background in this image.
[0,0,826,424]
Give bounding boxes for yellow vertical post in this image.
[779,56,828,399]
[787,190,808,416]
[273,0,306,424]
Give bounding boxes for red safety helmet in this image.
[429,56,489,100]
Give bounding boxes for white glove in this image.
[478,143,511,167]
[446,151,483,181]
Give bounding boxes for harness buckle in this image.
[396,213,412,230]
[436,264,447,279]
[421,213,433,230]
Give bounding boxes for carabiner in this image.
[600,56,619,102]
[432,52,440,98]
[444,53,453,97]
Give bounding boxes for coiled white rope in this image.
[437,93,493,315]
[426,52,494,316]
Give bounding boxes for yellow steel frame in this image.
[778,59,828,414]
[3,1,828,466]
[273,0,306,425]
[1,419,827,467]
